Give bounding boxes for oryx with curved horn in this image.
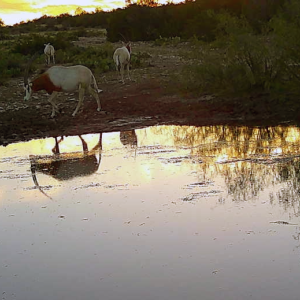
[113,40,131,84]
[44,43,55,65]
[23,55,102,117]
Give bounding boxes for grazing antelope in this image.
[44,43,55,65]
[113,42,131,83]
[24,65,102,117]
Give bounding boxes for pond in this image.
[1,124,300,300]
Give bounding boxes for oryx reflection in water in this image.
[120,130,137,148]
[120,130,138,159]
[30,133,102,197]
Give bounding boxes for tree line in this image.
[0,0,287,42]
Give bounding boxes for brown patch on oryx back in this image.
[32,73,62,94]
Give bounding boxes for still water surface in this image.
[1,125,300,300]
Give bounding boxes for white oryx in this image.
[44,43,55,65]
[24,65,102,117]
[113,42,131,83]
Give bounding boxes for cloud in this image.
[0,0,125,16]
[0,0,180,25]
[1,0,33,12]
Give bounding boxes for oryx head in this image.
[121,41,131,54]
[125,42,131,54]
[23,80,32,101]
[23,53,38,100]
[23,66,33,101]
[119,33,131,53]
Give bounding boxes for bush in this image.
[54,43,115,73]
[177,11,286,96]
[12,32,76,55]
[270,0,300,87]
[0,52,25,85]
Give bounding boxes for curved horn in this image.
[30,156,53,200]
[118,32,128,43]
[24,52,39,85]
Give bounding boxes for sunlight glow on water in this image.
[0,125,300,300]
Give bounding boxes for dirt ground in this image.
[0,41,296,146]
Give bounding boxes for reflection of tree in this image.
[275,159,300,215]
[144,125,300,205]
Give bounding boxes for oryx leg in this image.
[79,135,88,152]
[126,63,131,81]
[120,65,125,84]
[116,66,122,82]
[52,136,64,154]
[72,86,85,117]
[91,133,103,151]
[47,91,59,118]
[52,54,55,64]
[88,86,101,112]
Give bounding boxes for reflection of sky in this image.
[0,125,300,300]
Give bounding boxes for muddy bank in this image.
[0,77,297,146]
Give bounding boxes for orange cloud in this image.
[1,0,33,12]
[0,0,180,25]
[0,0,125,25]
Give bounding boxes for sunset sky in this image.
[0,0,181,26]
[0,0,127,26]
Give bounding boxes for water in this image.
[1,125,300,300]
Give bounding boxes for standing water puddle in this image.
[1,125,300,300]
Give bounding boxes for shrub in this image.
[12,32,76,55]
[177,11,286,96]
[0,52,25,85]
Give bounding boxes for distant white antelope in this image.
[113,42,131,83]
[44,43,55,65]
[24,65,102,117]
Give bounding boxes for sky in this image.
[0,0,128,26]
[0,0,181,26]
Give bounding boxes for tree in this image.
[75,7,87,15]
[94,7,103,13]
[137,0,158,7]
